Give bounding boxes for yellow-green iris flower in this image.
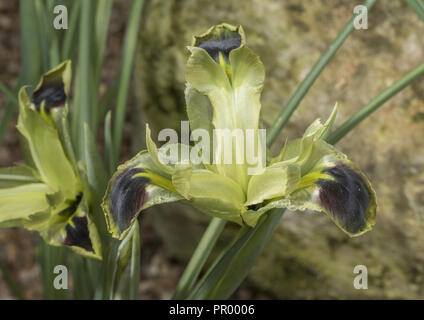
[102,23,376,240]
[0,61,101,259]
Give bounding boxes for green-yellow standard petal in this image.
[17,87,81,198]
[0,183,52,224]
[172,167,246,224]
[185,24,266,190]
[31,60,71,112]
[246,163,300,206]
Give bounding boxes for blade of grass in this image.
[69,253,96,299]
[83,123,107,200]
[406,0,424,21]
[189,213,282,300]
[104,111,114,176]
[266,0,377,146]
[328,62,424,144]
[38,240,69,300]
[0,82,19,148]
[0,82,18,106]
[173,217,227,299]
[35,0,50,72]
[112,0,144,167]
[83,123,109,248]
[82,123,113,299]
[71,0,92,157]
[188,225,256,300]
[61,0,81,60]
[98,80,118,123]
[94,0,113,77]
[109,221,139,299]
[45,1,61,67]
[129,220,141,299]
[1,0,41,148]
[19,0,42,85]
[92,0,114,133]
[0,102,16,146]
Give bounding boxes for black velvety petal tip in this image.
[110,168,150,234]
[32,82,66,111]
[193,24,243,62]
[64,216,93,252]
[317,163,374,235]
[198,36,242,62]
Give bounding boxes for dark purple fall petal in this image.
[110,168,149,233]
[198,35,242,62]
[317,163,370,234]
[32,82,66,111]
[64,216,93,252]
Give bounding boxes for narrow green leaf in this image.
[128,220,141,299]
[188,224,257,299]
[34,0,51,72]
[327,62,424,145]
[110,220,141,300]
[91,0,114,132]
[94,0,113,76]
[406,0,424,21]
[104,111,114,176]
[0,99,17,148]
[83,123,107,198]
[173,218,227,299]
[0,82,18,106]
[112,0,144,166]
[0,82,19,148]
[266,0,377,146]
[61,0,81,60]
[37,240,69,300]
[72,0,92,156]
[19,0,42,85]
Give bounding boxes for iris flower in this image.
[0,61,101,259]
[103,23,376,240]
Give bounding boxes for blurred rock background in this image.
[1,0,423,299]
[134,0,424,299]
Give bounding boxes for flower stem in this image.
[266,0,377,147]
[172,217,227,299]
[327,62,424,145]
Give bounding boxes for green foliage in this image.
[0,0,144,299]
